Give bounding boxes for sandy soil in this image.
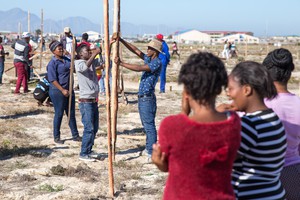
[0,43,300,200]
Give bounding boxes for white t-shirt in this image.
[66,37,72,53]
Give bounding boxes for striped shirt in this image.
[11,39,30,65]
[232,109,287,200]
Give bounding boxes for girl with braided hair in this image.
[152,52,241,199]
[263,48,300,200]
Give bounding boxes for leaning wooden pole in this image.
[67,37,76,124]
[103,0,114,197]
[111,0,121,160]
[39,9,44,70]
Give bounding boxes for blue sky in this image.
[2,0,300,36]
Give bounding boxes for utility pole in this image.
[28,10,30,33]
[39,9,44,69]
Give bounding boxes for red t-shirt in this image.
[159,112,241,200]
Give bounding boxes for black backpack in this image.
[33,76,50,102]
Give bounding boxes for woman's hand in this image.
[61,89,69,97]
[152,143,168,172]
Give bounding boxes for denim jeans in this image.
[138,94,157,156]
[160,64,167,92]
[98,69,112,93]
[0,61,4,84]
[49,85,79,140]
[79,102,99,156]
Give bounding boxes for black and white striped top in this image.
[232,109,287,200]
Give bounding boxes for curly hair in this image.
[178,52,228,104]
[231,61,277,99]
[262,48,294,83]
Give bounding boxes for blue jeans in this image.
[138,94,157,156]
[0,61,3,84]
[49,85,79,140]
[79,102,99,156]
[160,64,167,92]
[99,69,112,93]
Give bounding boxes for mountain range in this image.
[0,8,183,36]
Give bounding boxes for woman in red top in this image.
[152,52,241,200]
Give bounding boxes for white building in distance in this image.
[173,29,211,44]
[215,33,260,44]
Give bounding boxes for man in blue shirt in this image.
[114,37,162,160]
[156,34,170,93]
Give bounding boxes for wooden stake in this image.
[39,9,44,70]
[104,0,114,197]
[111,0,121,160]
[67,37,76,124]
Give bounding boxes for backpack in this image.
[33,76,50,102]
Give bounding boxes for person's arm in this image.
[152,143,168,172]
[116,37,144,60]
[51,80,69,97]
[24,45,30,66]
[114,57,150,72]
[86,47,101,68]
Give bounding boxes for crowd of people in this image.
[2,26,300,199]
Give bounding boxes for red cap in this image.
[156,34,163,41]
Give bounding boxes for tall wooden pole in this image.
[111,0,120,160]
[39,9,44,70]
[67,37,76,124]
[103,0,114,197]
[28,10,30,33]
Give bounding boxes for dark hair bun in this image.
[263,48,294,71]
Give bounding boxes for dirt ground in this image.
[0,43,300,200]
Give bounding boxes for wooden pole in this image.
[39,9,44,70]
[67,37,76,124]
[28,10,30,33]
[104,0,114,197]
[111,0,121,160]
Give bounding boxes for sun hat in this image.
[156,34,163,41]
[22,32,31,38]
[148,39,162,53]
[64,27,71,33]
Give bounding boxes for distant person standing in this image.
[60,27,76,59]
[0,37,6,85]
[11,32,31,94]
[156,34,170,93]
[171,41,180,59]
[222,40,229,60]
[79,33,91,47]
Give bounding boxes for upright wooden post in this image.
[28,10,30,33]
[39,9,44,70]
[244,36,248,60]
[67,37,76,124]
[103,0,114,197]
[111,0,121,160]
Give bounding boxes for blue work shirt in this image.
[158,41,170,66]
[47,56,71,90]
[138,55,162,95]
